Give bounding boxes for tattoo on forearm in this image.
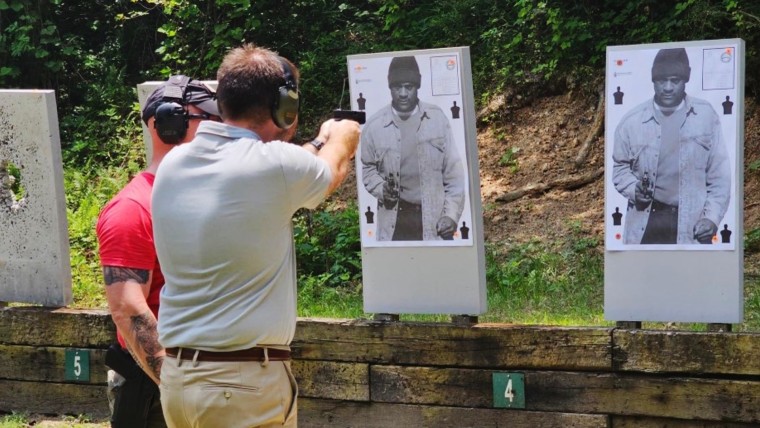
[103,267,149,285]
[146,354,164,379]
[130,311,164,380]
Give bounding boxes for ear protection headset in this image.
[272,57,299,129]
[154,75,193,144]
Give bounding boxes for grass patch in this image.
[478,228,605,326]
[294,204,364,319]
[298,275,364,319]
[293,211,609,327]
[0,412,107,427]
[0,413,27,428]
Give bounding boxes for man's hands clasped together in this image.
[436,216,457,240]
[693,218,718,244]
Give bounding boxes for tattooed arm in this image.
[103,266,165,385]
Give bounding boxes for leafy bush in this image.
[293,203,363,289]
[293,203,364,318]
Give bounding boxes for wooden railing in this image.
[1,307,759,426]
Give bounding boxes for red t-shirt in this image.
[96,172,163,348]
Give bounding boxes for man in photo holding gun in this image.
[97,75,221,427]
[360,55,465,241]
[612,48,730,244]
[152,43,360,427]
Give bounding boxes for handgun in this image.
[333,109,366,124]
[642,171,653,198]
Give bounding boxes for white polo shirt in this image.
[153,121,331,350]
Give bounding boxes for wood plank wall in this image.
[1,307,759,426]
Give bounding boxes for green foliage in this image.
[293,203,364,318]
[1,0,758,323]
[744,277,760,328]
[0,412,28,428]
[499,147,520,172]
[297,273,364,318]
[0,412,107,427]
[0,0,65,86]
[4,0,757,149]
[483,223,604,325]
[477,1,760,98]
[65,166,132,309]
[61,79,145,168]
[64,104,144,309]
[150,0,256,78]
[5,161,24,197]
[745,228,760,254]
[293,203,363,289]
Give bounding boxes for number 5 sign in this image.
[492,372,525,409]
[64,348,90,382]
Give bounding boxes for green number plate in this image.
[64,348,90,382]
[492,372,525,409]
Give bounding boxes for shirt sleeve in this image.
[276,142,333,213]
[360,120,386,200]
[96,198,157,270]
[612,117,638,201]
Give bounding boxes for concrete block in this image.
[0,90,71,306]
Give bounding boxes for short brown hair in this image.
[216,43,299,122]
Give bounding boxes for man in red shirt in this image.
[96,75,221,427]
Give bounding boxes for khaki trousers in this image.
[160,352,297,428]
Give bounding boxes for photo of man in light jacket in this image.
[612,48,730,245]
[360,56,465,241]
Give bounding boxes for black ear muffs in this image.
[272,58,299,129]
[154,101,188,144]
[153,75,192,144]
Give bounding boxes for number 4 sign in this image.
[64,348,90,382]
[492,372,525,409]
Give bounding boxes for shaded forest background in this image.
[3,1,759,159]
[3,0,760,324]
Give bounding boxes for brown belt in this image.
[165,347,291,362]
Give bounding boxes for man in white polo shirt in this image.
[151,44,360,427]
